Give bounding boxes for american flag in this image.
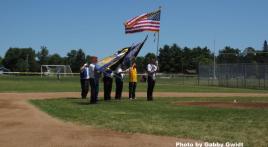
[125,9,161,34]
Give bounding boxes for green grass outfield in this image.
[31,97,268,147]
[1,75,268,93]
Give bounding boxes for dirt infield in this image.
[175,102,268,109]
[1,92,268,147]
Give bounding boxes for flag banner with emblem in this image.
[95,36,147,73]
[124,9,161,34]
[121,35,148,70]
[96,47,130,72]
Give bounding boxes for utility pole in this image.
[26,54,29,72]
[213,40,216,79]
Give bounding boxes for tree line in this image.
[0,46,89,72]
[0,40,267,73]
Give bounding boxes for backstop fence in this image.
[198,63,268,89]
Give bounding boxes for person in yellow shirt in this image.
[129,61,137,100]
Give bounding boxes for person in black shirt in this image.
[103,69,113,101]
[115,65,124,100]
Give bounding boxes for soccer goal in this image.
[40,65,73,77]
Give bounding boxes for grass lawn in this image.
[31,97,268,147]
[1,75,268,93]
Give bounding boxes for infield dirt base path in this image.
[1,92,268,147]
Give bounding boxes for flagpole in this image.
[156,32,160,57]
[156,6,161,66]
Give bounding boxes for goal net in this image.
[41,65,73,77]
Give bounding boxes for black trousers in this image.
[80,79,89,99]
[89,78,97,103]
[95,79,99,101]
[129,82,136,99]
[103,76,113,100]
[147,76,155,101]
[115,78,123,99]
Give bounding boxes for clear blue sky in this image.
[0,0,267,58]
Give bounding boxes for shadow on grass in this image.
[58,97,81,100]
[74,101,90,105]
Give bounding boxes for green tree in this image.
[66,49,86,72]
[85,55,91,63]
[255,41,268,63]
[37,46,49,65]
[158,44,213,73]
[263,40,268,52]
[144,52,157,66]
[217,46,241,63]
[260,40,268,63]
[136,56,145,73]
[159,44,182,73]
[181,47,192,72]
[242,47,256,63]
[191,47,213,71]
[0,56,2,66]
[48,54,63,65]
[3,48,38,72]
[16,58,28,72]
[3,48,20,71]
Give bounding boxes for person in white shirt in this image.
[147,58,158,101]
[94,65,101,101]
[114,65,124,100]
[80,63,90,99]
[89,56,98,104]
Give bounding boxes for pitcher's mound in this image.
[176,102,268,109]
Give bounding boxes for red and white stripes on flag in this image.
[124,9,161,34]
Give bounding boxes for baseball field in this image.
[0,75,268,147]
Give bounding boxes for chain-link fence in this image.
[5,64,268,89]
[199,63,268,89]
